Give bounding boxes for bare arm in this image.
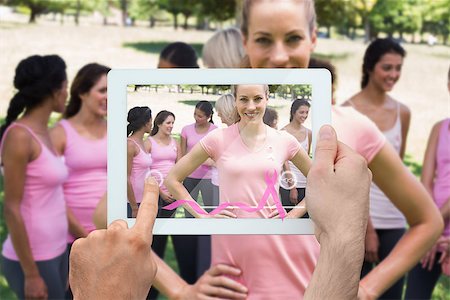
[285,147,312,218]
[421,121,440,197]
[441,197,450,220]
[360,143,444,298]
[180,135,187,157]
[165,143,210,218]
[67,207,88,238]
[399,104,411,160]
[305,125,370,299]
[3,127,48,298]
[127,140,139,216]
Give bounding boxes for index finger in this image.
[132,177,159,242]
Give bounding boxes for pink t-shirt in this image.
[128,139,152,204]
[181,123,217,179]
[200,108,385,299]
[1,123,68,261]
[59,120,107,243]
[148,136,178,194]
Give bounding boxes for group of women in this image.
[1,0,448,299]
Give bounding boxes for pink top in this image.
[435,118,450,237]
[200,107,385,299]
[181,123,217,179]
[1,123,68,261]
[59,120,107,243]
[128,138,152,204]
[148,136,178,194]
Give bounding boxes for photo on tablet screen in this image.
[108,69,331,234]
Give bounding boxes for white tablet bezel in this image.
[108,69,331,234]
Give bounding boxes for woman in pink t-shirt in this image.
[405,118,450,298]
[180,101,217,215]
[127,106,153,218]
[50,63,109,246]
[0,55,69,299]
[163,1,442,299]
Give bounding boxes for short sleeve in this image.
[333,107,386,163]
[279,130,302,161]
[199,128,223,161]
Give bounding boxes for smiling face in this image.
[243,0,316,68]
[194,108,209,126]
[81,74,108,117]
[159,115,175,135]
[369,53,403,92]
[235,85,268,125]
[294,105,309,124]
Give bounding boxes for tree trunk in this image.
[327,26,331,38]
[183,14,189,29]
[173,13,178,29]
[75,0,81,26]
[444,34,448,45]
[149,16,155,27]
[121,0,128,26]
[29,8,37,23]
[364,17,371,43]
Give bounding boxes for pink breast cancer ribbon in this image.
[162,170,286,220]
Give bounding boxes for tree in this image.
[9,0,51,23]
[128,0,161,27]
[353,0,377,42]
[421,0,450,45]
[315,0,347,38]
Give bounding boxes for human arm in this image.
[127,140,139,217]
[284,146,312,218]
[359,143,444,299]
[441,197,450,220]
[399,103,411,160]
[164,143,213,218]
[49,124,66,155]
[70,178,159,299]
[67,208,88,238]
[282,161,298,204]
[364,218,380,263]
[304,125,371,299]
[420,121,440,197]
[91,189,247,299]
[180,135,187,157]
[2,127,48,299]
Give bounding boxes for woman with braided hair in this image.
[0,55,69,299]
[126,106,153,217]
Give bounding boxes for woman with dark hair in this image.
[343,38,411,299]
[280,99,311,212]
[180,100,216,215]
[1,55,69,299]
[147,110,182,299]
[127,106,153,218]
[50,63,110,247]
[158,42,199,68]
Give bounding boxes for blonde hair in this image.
[241,0,316,37]
[240,0,316,68]
[231,84,269,99]
[203,27,246,68]
[215,94,240,125]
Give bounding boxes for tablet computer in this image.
[108,69,331,234]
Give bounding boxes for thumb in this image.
[313,125,337,174]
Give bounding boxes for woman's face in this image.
[243,0,316,68]
[158,115,174,135]
[235,85,268,124]
[194,108,209,126]
[294,105,309,124]
[52,80,68,113]
[81,74,108,117]
[369,53,403,92]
